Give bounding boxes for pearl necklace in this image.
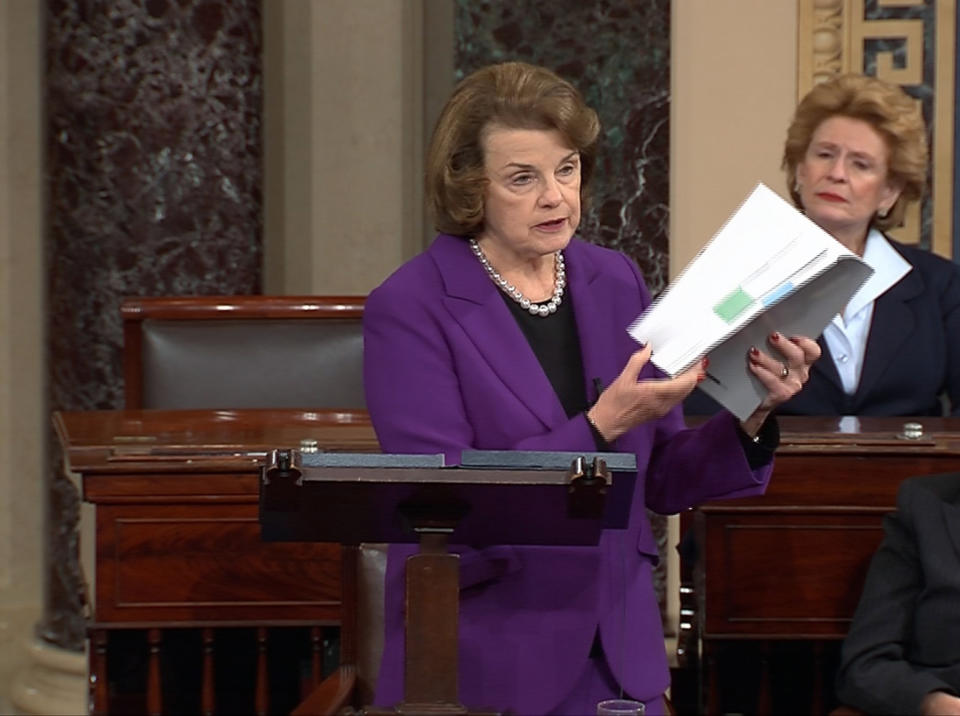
[469,238,566,317]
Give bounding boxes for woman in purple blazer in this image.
[363,62,821,715]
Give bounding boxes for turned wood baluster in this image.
[146,628,163,716]
[255,627,269,716]
[90,629,109,716]
[757,641,773,716]
[706,643,719,715]
[811,641,826,715]
[309,626,324,691]
[201,628,216,716]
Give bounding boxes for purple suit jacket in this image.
[363,234,772,713]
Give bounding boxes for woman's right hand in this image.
[586,344,705,442]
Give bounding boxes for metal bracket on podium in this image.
[261,448,637,546]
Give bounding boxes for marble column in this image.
[12,2,263,713]
[12,1,447,712]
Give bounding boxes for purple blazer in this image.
[363,234,772,713]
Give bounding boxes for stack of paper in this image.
[628,182,873,420]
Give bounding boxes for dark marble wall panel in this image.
[43,0,262,649]
[453,0,673,626]
[455,0,671,293]
[47,0,263,412]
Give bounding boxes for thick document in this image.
[628,182,873,420]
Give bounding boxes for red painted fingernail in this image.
[701,357,710,370]
[771,332,781,341]
[749,346,760,358]
[697,373,706,383]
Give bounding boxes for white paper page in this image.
[627,182,873,420]
[696,256,872,419]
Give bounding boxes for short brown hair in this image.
[425,61,601,237]
[782,73,928,231]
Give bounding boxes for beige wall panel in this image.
[0,0,44,606]
[263,0,314,294]
[671,0,799,277]
[0,3,46,712]
[264,0,426,295]
[310,1,415,293]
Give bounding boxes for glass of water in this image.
[597,698,645,716]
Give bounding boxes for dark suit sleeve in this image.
[836,480,958,713]
[943,262,960,416]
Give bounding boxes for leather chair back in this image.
[121,295,366,409]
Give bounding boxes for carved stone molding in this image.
[10,637,86,716]
[797,0,955,258]
[798,0,845,98]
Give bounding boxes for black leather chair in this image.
[117,295,386,714]
[121,295,366,410]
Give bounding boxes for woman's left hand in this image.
[740,332,821,436]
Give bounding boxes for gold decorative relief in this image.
[798,0,846,100]
[797,0,955,259]
[849,0,923,84]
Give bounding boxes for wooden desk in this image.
[691,416,960,714]
[55,408,378,715]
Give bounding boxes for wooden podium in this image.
[57,409,638,715]
[55,408,379,715]
[260,448,638,715]
[686,415,960,714]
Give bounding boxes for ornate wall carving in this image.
[798,0,955,259]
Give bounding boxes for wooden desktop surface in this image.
[56,408,378,626]
[56,408,377,463]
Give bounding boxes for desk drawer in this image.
[94,503,341,624]
[698,511,884,639]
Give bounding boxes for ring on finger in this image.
[780,364,790,379]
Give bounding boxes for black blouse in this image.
[500,292,587,418]
[498,289,777,465]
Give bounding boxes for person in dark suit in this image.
[687,73,960,418]
[780,73,960,416]
[362,61,820,714]
[836,472,960,714]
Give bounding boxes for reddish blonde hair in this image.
[782,74,928,231]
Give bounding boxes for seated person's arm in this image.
[946,263,960,416]
[836,483,960,714]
